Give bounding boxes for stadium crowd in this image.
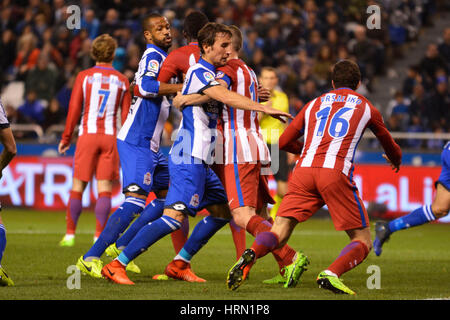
[0,0,448,148]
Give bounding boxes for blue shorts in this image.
[437,142,450,191]
[117,139,169,196]
[165,156,228,217]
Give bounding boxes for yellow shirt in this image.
[260,89,289,144]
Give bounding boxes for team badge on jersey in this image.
[190,194,200,207]
[143,172,152,185]
[216,71,225,79]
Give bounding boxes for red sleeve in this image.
[279,106,306,154]
[61,71,84,145]
[121,78,131,125]
[157,50,182,83]
[368,104,402,167]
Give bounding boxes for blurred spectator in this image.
[76,37,94,70]
[17,90,45,125]
[0,29,17,88]
[402,65,421,97]
[348,25,377,89]
[438,27,450,71]
[409,83,427,119]
[14,32,41,81]
[25,53,58,104]
[423,76,450,130]
[312,44,334,87]
[387,90,411,131]
[42,98,65,131]
[406,114,424,149]
[81,9,101,40]
[419,43,448,89]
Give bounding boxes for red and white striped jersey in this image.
[279,88,401,176]
[158,42,200,83]
[216,58,270,165]
[61,64,131,144]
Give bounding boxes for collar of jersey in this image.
[335,87,354,91]
[146,43,167,57]
[198,58,216,73]
[188,42,198,46]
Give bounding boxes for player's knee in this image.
[232,207,255,228]
[431,205,450,219]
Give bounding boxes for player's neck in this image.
[96,62,113,68]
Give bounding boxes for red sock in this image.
[250,231,279,259]
[246,215,297,272]
[94,192,112,238]
[229,219,246,260]
[66,191,83,235]
[171,218,189,254]
[327,240,369,277]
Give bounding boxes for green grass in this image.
[0,208,449,300]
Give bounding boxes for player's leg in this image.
[93,135,118,243]
[103,159,206,284]
[76,141,150,277]
[374,148,450,256]
[94,180,113,243]
[165,167,230,282]
[317,168,370,295]
[0,213,13,286]
[374,183,450,256]
[102,207,184,284]
[60,178,87,247]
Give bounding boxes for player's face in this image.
[204,33,232,67]
[144,17,172,51]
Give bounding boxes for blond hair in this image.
[90,34,117,63]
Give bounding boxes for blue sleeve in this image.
[193,69,220,94]
[137,52,162,97]
[215,71,231,87]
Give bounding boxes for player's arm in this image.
[0,126,17,179]
[278,105,306,154]
[202,83,293,122]
[121,78,131,125]
[135,53,182,98]
[172,79,229,109]
[368,105,402,172]
[59,72,84,155]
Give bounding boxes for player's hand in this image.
[58,141,70,155]
[172,91,188,110]
[383,154,400,173]
[258,85,271,102]
[262,102,293,123]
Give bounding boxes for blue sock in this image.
[118,215,181,265]
[116,198,165,249]
[388,205,436,233]
[0,225,6,266]
[83,197,146,259]
[176,216,229,262]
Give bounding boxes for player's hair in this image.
[90,34,117,63]
[197,22,232,54]
[229,25,243,52]
[183,11,209,40]
[142,12,164,32]
[332,60,361,90]
[260,66,277,76]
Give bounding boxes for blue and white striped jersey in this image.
[117,44,170,152]
[0,99,10,129]
[170,58,222,163]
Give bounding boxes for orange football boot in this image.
[102,260,135,285]
[164,260,206,282]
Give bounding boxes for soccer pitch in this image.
[0,209,449,300]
